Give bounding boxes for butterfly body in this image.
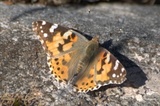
[32,20,126,92]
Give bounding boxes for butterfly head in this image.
[92,36,99,42]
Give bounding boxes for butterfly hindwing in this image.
[73,48,126,92]
[95,48,126,85]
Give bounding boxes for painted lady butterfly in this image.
[32,20,127,93]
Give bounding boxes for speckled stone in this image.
[0,2,160,106]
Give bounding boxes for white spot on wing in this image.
[113,60,119,70]
[42,21,46,25]
[109,80,112,84]
[105,53,110,63]
[40,40,44,44]
[43,33,48,37]
[63,31,72,39]
[40,26,42,29]
[121,68,125,72]
[112,73,116,78]
[49,24,58,33]
[41,30,43,33]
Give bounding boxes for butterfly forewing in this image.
[32,21,88,57]
[32,21,89,83]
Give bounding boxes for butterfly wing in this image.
[32,20,127,92]
[32,20,88,83]
[73,47,126,92]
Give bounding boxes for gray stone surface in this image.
[0,2,160,106]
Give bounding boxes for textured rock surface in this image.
[0,2,160,106]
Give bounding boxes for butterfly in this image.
[32,20,127,93]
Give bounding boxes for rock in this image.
[0,2,160,106]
